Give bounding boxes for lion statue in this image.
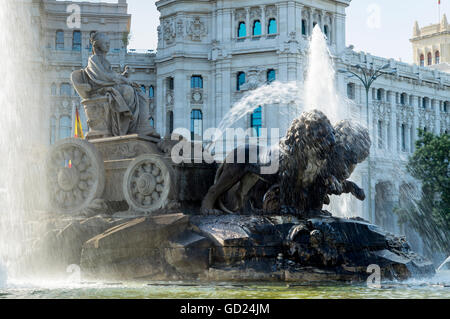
[201,110,337,215]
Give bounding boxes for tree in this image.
[396,130,450,253]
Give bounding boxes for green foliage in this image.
[396,130,450,252]
[122,31,131,48]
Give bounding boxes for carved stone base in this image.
[82,96,112,140]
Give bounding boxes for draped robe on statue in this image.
[84,54,146,136]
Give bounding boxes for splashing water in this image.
[304,25,348,124]
[0,0,49,284]
[212,26,349,153]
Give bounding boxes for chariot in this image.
[46,133,215,215]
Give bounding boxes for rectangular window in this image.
[302,20,307,36]
[191,75,203,89]
[73,31,81,52]
[168,77,174,90]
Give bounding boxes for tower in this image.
[410,14,450,72]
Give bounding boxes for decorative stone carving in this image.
[47,138,105,214]
[239,69,264,91]
[187,17,207,41]
[265,5,277,19]
[163,19,176,44]
[166,91,174,105]
[235,9,246,22]
[191,89,203,104]
[176,19,184,38]
[123,154,176,213]
[250,7,262,21]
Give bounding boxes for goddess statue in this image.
[71,32,156,138]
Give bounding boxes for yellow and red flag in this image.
[74,107,84,139]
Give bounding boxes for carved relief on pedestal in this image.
[187,17,207,41]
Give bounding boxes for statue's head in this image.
[332,120,371,180]
[90,32,110,55]
[286,110,336,161]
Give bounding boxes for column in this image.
[287,1,295,35]
[260,5,266,36]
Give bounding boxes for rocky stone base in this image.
[26,212,435,282]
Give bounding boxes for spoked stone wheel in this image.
[123,154,175,214]
[46,138,105,214]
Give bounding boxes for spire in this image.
[441,14,448,31]
[413,21,420,37]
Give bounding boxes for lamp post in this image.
[338,63,397,223]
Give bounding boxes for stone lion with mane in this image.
[201,110,337,215]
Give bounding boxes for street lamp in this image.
[338,63,397,223]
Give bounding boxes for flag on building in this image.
[74,106,84,139]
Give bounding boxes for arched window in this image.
[60,83,72,96]
[423,97,429,109]
[253,20,262,36]
[268,19,277,35]
[56,30,64,50]
[190,109,203,140]
[267,69,276,83]
[59,116,72,140]
[435,51,440,64]
[427,52,432,65]
[141,85,146,94]
[238,22,246,38]
[72,30,81,51]
[150,117,155,128]
[420,54,425,67]
[191,75,203,89]
[347,83,355,100]
[149,86,154,98]
[302,19,307,36]
[51,83,57,96]
[50,117,56,145]
[251,106,262,137]
[324,25,329,39]
[237,72,245,91]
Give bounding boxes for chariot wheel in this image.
[123,154,175,214]
[46,138,105,214]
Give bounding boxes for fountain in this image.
[0,3,440,293]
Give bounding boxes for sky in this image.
[69,0,449,64]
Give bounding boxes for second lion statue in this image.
[201,109,371,216]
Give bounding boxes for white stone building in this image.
[39,0,450,250]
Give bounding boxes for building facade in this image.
[40,0,450,250]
